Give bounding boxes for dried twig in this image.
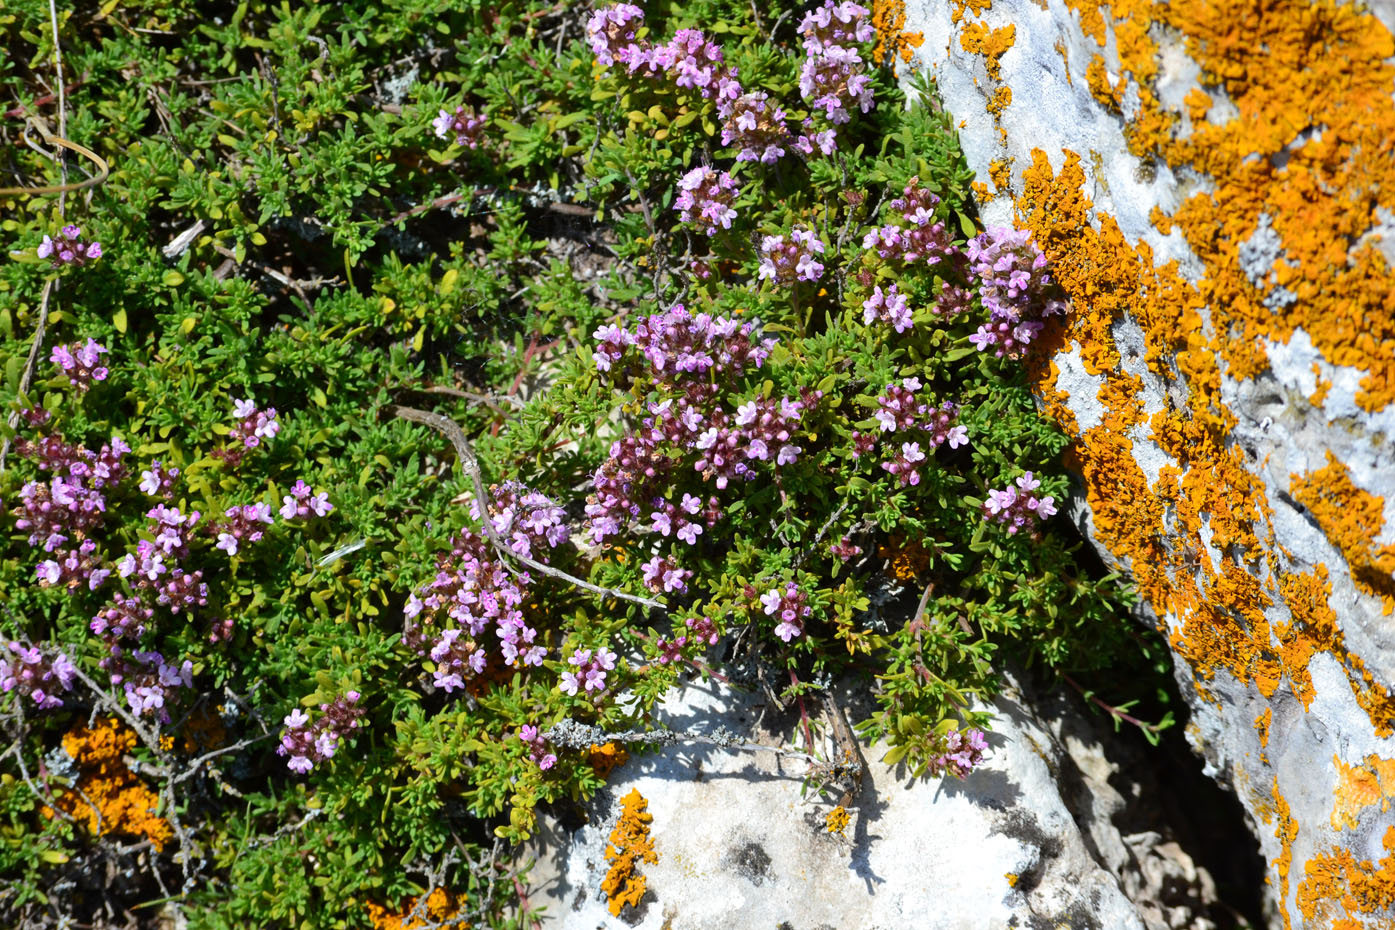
[391,405,667,612]
[0,279,55,473]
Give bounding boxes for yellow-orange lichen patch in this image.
[1255,707,1272,749]
[871,0,925,69]
[603,788,658,917]
[1296,826,1395,925]
[1279,566,1395,738]
[1330,753,1395,832]
[987,86,1012,119]
[1290,453,1395,616]
[988,156,1011,191]
[878,534,931,582]
[1274,780,1299,930]
[959,21,1016,81]
[949,0,994,27]
[587,742,629,779]
[365,888,462,930]
[1309,364,1331,408]
[47,718,172,851]
[1052,0,1395,410]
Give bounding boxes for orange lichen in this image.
[1274,780,1298,930]
[1050,0,1395,410]
[825,805,851,836]
[1053,38,1073,86]
[1255,707,1272,748]
[603,788,657,917]
[365,888,462,930]
[587,742,629,779]
[959,21,1016,81]
[987,86,1012,119]
[1330,753,1395,832]
[181,704,227,754]
[878,535,930,581]
[1183,87,1211,124]
[1309,364,1331,408]
[989,156,1011,191]
[1296,826,1395,925]
[871,0,925,69]
[949,0,994,26]
[971,179,995,204]
[47,718,172,851]
[1290,453,1395,615]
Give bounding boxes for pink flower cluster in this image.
[50,339,109,391]
[862,177,958,265]
[587,6,739,100]
[469,480,571,560]
[213,502,275,556]
[674,166,739,235]
[982,472,1058,537]
[213,398,280,468]
[694,394,816,488]
[655,616,718,664]
[559,645,617,696]
[278,480,334,520]
[760,582,811,642]
[720,92,792,163]
[758,226,825,284]
[798,45,874,126]
[585,3,645,66]
[38,225,102,268]
[862,283,913,332]
[966,226,1067,358]
[278,692,365,774]
[933,728,988,778]
[518,724,557,771]
[867,378,969,486]
[138,460,180,497]
[403,483,566,689]
[432,105,487,148]
[13,423,129,590]
[592,304,774,389]
[1,641,76,709]
[641,554,693,593]
[585,310,813,545]
[799,0,876,52]
[111,650,193,719]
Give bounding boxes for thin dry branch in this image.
[391,405,667,612]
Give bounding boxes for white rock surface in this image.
[526,672,1216,930]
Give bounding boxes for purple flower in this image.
[719,92,792,163]
[759,226,825,284]
[674,166,740,235]
[49,339,109,392]
[799,0,875,53]
[760,582,811,642]
[862,283,913,332]
[586,3,646,66]
[981,472,1057,538]
[432,106,487,148]
[37,225,102,268]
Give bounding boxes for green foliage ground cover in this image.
[0,1,1172,926]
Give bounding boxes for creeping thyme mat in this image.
[0,1,1174,926]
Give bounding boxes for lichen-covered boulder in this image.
[894,0,1395,924]
[527,673,1220,929]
